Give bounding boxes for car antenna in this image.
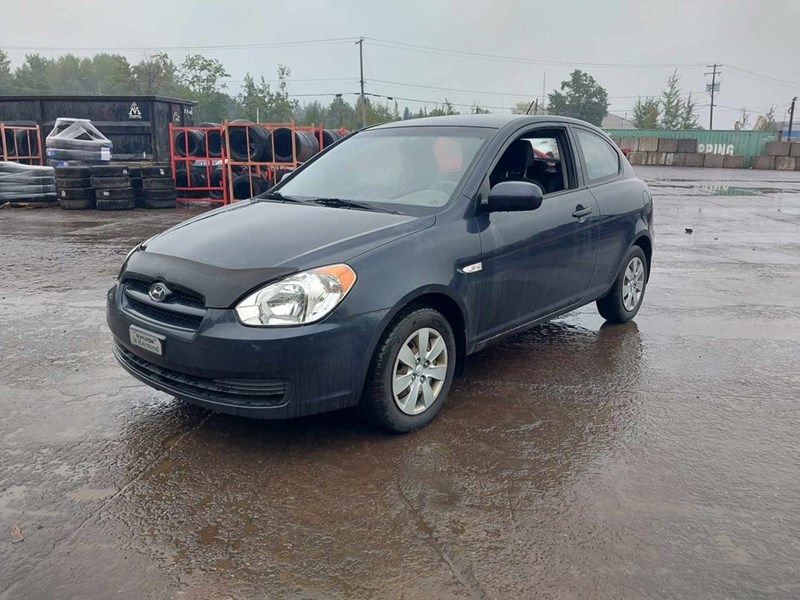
[525,99,537,115]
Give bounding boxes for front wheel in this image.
[596,246,648,323]
[362,307,456,433]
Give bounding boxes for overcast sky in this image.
[3,0,799,128]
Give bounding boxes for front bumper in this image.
[107,284,387,419]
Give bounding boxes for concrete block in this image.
[611,136,622,147]
[677,138,698,153]
[671,153,687,166]
[657,138,679,153]
[790,143,800,158]
[620,137,639,151]
[629,151,648,166]
[684,153,705,167]
[765,141,791,156]
[775,156,796,170]
[752,155,775,170]
[638,137,659,151]
[703,154,725,168]
[647,152,667,166]
[723,155,746,169]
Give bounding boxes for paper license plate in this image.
[129,326,163,356]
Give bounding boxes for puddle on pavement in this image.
[696,184,788,196]
[66,487,118,502]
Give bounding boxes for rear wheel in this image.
[362,307,456,433]
[596,246,648,323]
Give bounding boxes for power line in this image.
[0,37,358,52]
[222,77,355,85]
[368,77,700,100]
[727,65,800,88]
[365,37,705,69]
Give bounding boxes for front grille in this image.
[114,342,289,406]
[122,279,206,331]
[126,296,204,329]
[125,279,204,308]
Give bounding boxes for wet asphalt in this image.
[1,166,799,600]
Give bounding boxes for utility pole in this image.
[542,70,546,114]
[705,63,722,130]
[788,96,797,141]
[356,38,366,128]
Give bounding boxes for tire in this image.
[231,173,270,199]
[174,129,205,157]
[59,197,95,210]
[91,176,130,189]
[95,187,135,200]
[228,122,271,162]
[54,166,90,178]
[96,198,135,211]
[142,177,176,191]
[208,167,224,199]
[140,165,172,178]
[90,165,130,177]
[596,246,648,324]
[141,198,177,209]
[362,307,456,433]
[0,175,55,186]
[200,123,223,158]
[58,187,94,200]
[56,177,92,189]
[142,189,177,201]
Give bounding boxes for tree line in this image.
[0,50,484,128]
[0,49,777,131]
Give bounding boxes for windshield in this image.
[277,126,491,215]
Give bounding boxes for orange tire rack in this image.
[0,123,44,165]
[168,122,347,206]
[168,123,228,205]
[222,121,326,203]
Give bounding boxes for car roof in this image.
[368,113,598,130]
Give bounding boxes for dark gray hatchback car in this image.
[108,114,653,432]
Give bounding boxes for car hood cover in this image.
[125,200,433,308]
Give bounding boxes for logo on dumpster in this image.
[129,102,143,120]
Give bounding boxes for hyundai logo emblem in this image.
[148,282,171,303]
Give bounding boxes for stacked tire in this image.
[0,162,57,204]
[128,167,143,207]
[231,172,271,199]
[140,164,177,209]
[55,166,94,210]
[92,165,134,211]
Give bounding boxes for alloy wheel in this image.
[622,256,645,311]
[392,327,449,415]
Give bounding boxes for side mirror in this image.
[486,181,544,212]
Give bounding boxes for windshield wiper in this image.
[311,198,401,214]
[256,191,306,203]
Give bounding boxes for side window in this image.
[574,129,620,183]
[489,128,574,195]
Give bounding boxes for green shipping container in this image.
[604,129,777,166]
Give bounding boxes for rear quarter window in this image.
[574,129,620,183]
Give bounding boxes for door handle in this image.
[572,205,593,219]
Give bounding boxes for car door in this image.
[474,125,600,342]
[571,126,636,300]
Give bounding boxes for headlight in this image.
[235,264,357,326]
